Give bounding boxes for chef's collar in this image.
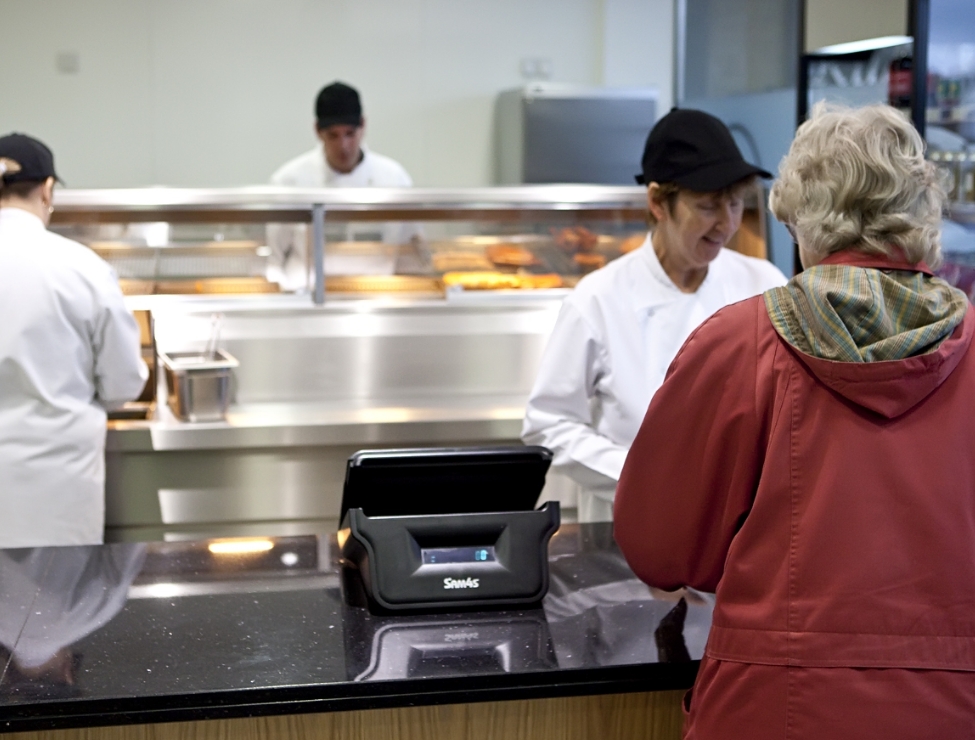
[323,143,368,176]
[638,235,717,301]
[625,234,689,315]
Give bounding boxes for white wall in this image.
[0,1,156,188]
[601,0,674,107]
[0,0,673,188]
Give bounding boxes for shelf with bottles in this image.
[927,150,975,301]
[925,74,975,132]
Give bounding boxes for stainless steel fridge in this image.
[495,84,658,186]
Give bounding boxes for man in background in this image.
[268,82,413,289]
[272,81,412,188]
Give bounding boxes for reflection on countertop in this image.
[0,523,709,733]
[544,524,712,669]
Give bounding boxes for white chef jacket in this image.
[270,143,412,188]
[0,208,148,548]
[522,234,787,522]
[268,144,414,291]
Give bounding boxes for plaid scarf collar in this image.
[765,250,969,363]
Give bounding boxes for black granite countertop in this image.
[0,523,711,734]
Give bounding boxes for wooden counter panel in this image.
[8,690,685,740]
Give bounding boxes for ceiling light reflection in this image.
[208,539,274,555]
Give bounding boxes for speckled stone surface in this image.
[0,524,710,733]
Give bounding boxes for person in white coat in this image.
[271,82,412,189]
[0,133,148,548]
[268,81,413,290]
[522,109,788,522]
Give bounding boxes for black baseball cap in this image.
[315,82,363,129]
[635,108,771,190]
[0,133,61,185]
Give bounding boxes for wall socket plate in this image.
[56,52,80,75]
[520,57,553,81]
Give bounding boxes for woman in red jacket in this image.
[614,103,975,739]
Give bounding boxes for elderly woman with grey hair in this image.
[614,102,975,739]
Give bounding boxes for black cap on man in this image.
[315,82,363,130]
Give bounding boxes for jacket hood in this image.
[765,250,972,419]
[793,312,973,418]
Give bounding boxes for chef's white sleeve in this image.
[522,301,628,489]
[91,267,148,405]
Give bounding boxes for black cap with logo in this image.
[0,133,61,185]
[315,82,363,129]
[635,108,771,190]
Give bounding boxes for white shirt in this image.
[522,235,787,521]
[268,144,414,291]
[0,208,148,548]
[270,143,412,188]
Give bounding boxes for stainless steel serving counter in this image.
[106,292,570,541]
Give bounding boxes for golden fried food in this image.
[326,276,442,294]
[485,243,539,267]
[573,253,607,272]
[443,271,523,290]
[551,226,599,252]
[620,233,646,253]
[431,251,494,272]
[442,271,562,290]
[517,273,563,289]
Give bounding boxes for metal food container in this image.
[160,350,239,422]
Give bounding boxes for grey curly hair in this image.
[769,102,946,267]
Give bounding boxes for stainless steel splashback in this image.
[106,294,571,541]
[146,297,562,405]
[495,85,658,185]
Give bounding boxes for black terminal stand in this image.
[338,446,560,612]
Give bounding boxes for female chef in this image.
[0,133,148,547]
[522,109,787,522]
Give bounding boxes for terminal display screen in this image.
[421,546,497,565]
